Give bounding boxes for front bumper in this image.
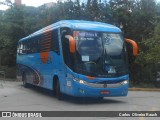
[65,79,129,97]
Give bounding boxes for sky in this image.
[0,0,160,10]
[0,0,58,10]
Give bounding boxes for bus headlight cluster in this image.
[73,77,86,85]
[67,74,85,84]
[120,80,129,85]
[79,80,85,84]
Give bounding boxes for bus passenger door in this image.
[60,27,73,92]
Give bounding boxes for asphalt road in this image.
[0,81,160,120]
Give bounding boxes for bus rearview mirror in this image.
[65,35,76,53]
[125,38,138,57]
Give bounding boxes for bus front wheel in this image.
[54,78,63,100]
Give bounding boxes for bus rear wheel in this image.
[22,73,28,88]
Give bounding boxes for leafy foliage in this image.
[0,0,160,82]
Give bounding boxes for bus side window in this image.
[18,42,27,55]
[61,28,71,53]
[17,42,22,55]
[52,29,60,54]
[23,42,27,54]
[60,28,73,68]
[29,38,33,53]
[34,37,39,53]
[26,40,32,54]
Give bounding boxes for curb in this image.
[129,88,160,92]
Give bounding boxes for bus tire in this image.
[54,78,63,100]
[22,72,28,88]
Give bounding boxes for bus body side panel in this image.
[16,52,64,90]
[31,51,62,90]
[16,28,66,90]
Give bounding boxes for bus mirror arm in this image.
[125,38,138,56]
[65,35,76,53]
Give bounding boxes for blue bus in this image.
[16,20,138,99]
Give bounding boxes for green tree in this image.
[131,0,156,40]
[0,2,25,66]
[109,0,156,41]
[109,0,135,30]
[23,6,40,35]
[141,22,160,64]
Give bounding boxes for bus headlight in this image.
[73,78,86,84]
[79,80,85,84]
[121,80,129,85]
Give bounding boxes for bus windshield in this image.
[73,31,128,77]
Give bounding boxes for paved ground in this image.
[0,81,160,120]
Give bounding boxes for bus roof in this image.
[20,20,121,41]
[60,20,121,32]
